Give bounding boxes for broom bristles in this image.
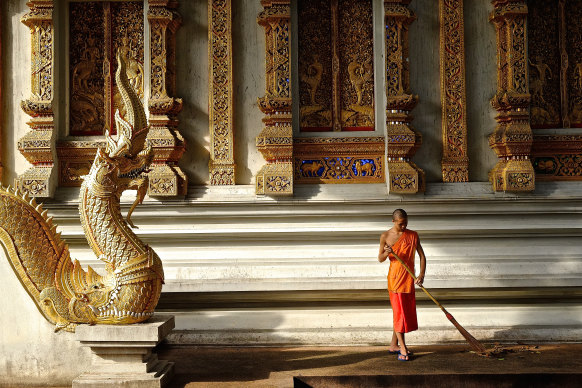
[449,315,487,353]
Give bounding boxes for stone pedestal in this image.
[73,315,175,388]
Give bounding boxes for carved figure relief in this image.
[294,137,384,183]
[298,0,375,132]
[527,0,582,128]
[69,1,144,136]
[1,55,162,332]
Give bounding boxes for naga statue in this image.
[0,53,163,332]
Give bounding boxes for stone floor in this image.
[157,343,582,388]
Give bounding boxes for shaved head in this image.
[392,208,408,220]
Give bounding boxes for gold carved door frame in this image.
[20,0,186,197]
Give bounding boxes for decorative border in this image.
[384,1,424,194]
[294,137,384,183]
[256,0,293,196]
[440,0,469,182]
[488,0,535,192]
[208,0,235,185]
[18,0,56,197]
[147,0,187,196]
[532,135,582,180]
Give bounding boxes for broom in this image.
[391,252,487,353]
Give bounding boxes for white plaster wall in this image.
[175,0,210,185]
[465,0,498,182]
[409,0,441,183]
[2,1,32,186]
[232,0,266,185]
[0,245,92,385]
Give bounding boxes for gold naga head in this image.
[102,51,152,179]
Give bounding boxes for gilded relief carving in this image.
[384,1,424,194]
[69,3,105,135]
[256,0,293,195]
[209,0,236,185]
[339,0,374,130]
[59,1,185,196]
[527,0,560,128]
[440,0,469,182]
[18,0,57,197]
[298,0,374,132]
[294,137,384,183]
[112,2,145,120]
[69,1,144,136]
[147,0,186,196]
[565,0,582,126]
[532,134,582,180]
[489,0,535,192]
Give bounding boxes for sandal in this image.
[397,352,410,361]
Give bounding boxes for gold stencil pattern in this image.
[298,0,374,132]
[489,0,535,192]
[439,0,469,182]
[384,1,424,194]
[256,0,294,196]
[209,0,235,185]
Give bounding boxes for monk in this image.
[378,209,426,361]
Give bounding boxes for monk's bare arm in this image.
[415,239,426,286]
[378,232,392,262]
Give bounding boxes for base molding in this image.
[73,315,175,388]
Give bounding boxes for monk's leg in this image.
[395,331,409,359]
[389,331,399,352]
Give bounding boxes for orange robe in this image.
[388,229,418,333]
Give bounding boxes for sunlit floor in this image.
[156,343,582,388]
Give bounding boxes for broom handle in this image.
[391,251,448,313]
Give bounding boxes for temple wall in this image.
[175,0,210,185]
[0,0,581,383]
[1,1,32,186]
[0,247,92,385]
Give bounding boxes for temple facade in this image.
[1,0,581,384]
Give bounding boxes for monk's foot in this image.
[388,346,400,354]
[397,352,410,361]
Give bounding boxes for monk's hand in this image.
[384,245,393,254]
[415,274,425,286]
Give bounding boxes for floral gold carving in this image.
[532,134,582,180]
[440,0,469,182]
[18,0,56,198]
[147,0,187,196]
[0,55,163,332]
[256,0,293,196]
[489,0,535,192]
[209,0,235,185]
[384,1,424,194]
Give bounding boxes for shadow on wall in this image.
[175,0,210,186]
[0,245,92,385]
